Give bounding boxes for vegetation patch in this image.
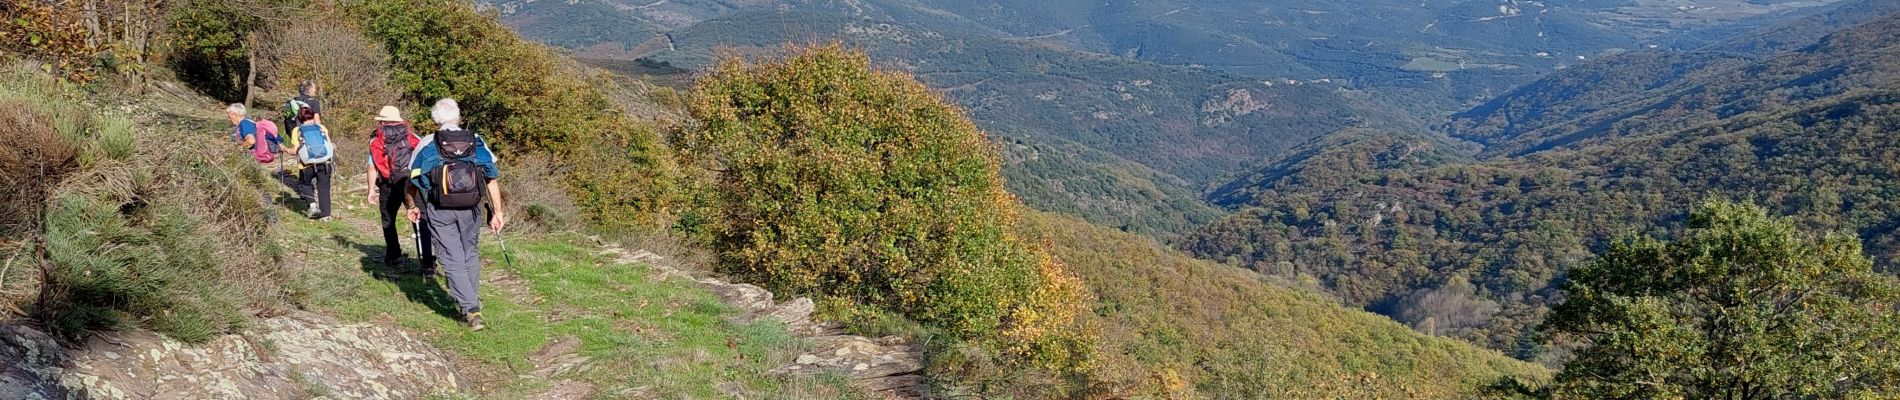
[677,45,1095,394]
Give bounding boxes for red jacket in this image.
[367,122,420,179]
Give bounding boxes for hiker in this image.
[289,107,336,220]
[227,103,258,151]
[286,80,322,127]
[405,98,506,331]
[367,106,436,272]
[229,103,283,165]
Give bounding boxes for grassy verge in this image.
[273,189,862,398]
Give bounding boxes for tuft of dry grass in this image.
[0,100,79,236]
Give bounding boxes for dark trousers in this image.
[378,177,435,267]
[296,163,333,218]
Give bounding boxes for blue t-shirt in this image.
[233,119,258,142]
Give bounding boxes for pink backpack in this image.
[251,119,280,164]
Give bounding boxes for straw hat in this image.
[374,106,404,122]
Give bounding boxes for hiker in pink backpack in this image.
[227,103,283,167]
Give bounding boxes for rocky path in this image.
[596,243,928,399]
[0,312,464,400]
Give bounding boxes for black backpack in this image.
[380,124,416,177]
[430,130,486,209]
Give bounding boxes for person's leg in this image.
[430,207,482,316]
[295,165,316,204]
[376,179,403,264]
[315,164,333,218]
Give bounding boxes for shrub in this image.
[0,92,79,236]
[0,0,96,81]
[1539,201,1900,398]
[164,0,267,102]
[678,44,1094,384]
[254,13,405,181]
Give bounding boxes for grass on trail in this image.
[270,187,861,399]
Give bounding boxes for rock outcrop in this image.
[0,311,465,400]
[597,244,927,399]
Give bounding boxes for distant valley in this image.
[486,0,1897,361]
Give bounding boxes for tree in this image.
[1540,201,1900,399]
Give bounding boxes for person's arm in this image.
[366,154,380,206]
[484,180,505,233]
[405,183,422,223]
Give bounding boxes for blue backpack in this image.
[297,123,334,164]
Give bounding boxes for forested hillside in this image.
[645,11,1390,236]
[1187,14,1900,353]
[490,0,1851,115]
[1025,211,1544,398]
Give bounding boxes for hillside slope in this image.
[1025,211,1546,398]
[1186,13,1900,352]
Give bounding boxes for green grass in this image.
[275,198,862,398]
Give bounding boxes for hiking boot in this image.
[466,312,486,331]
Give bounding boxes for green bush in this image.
[678,45,1093,385]
[164,0,268,102]
[1538,201,1900,398]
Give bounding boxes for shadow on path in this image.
[329,234,461,321]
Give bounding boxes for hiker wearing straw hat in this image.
[366,106,435,272]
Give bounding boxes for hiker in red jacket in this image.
[365,106,436,272]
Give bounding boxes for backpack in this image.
[235,119,274,164]
[429,130,486,209]
[297,123,334,164]
[377,124,416,179]
[255,118,283,155]
[283,98,311,126]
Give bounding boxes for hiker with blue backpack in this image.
[405,98,507,331]
[289,106,336,220]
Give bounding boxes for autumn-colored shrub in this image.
[0,0,96,81]
[677,45,1094,387]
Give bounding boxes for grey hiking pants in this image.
[426,204,483,315]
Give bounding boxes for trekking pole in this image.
[485,203,514,268]
[412,220,424,262]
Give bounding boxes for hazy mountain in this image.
[1187,13,1900,353]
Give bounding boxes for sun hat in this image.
[374,106,404,122]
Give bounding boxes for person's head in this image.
[225,103,247,125]
[299,80,318,97]
[431,98,461,128]
[298,107,318,125]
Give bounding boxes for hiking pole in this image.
[412,219,424,265]
[485,203,514,268]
